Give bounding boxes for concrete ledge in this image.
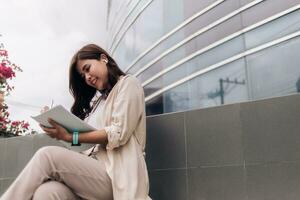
[146,93,300,200]
[1,93,300,199]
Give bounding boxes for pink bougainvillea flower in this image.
[0,64,15,79]
[11,121,20,127]
[22,122,30,129]
[0,45,32,136]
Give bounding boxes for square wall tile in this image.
[149,169,187,200]
[0,139,6,178]
[188,166,246,200]
[186,103,244,167]
[241,94,300,164]
[3,136,34,178]
[246,162,300,200]
[146,112,186,170]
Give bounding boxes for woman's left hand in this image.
[40,118,71,142]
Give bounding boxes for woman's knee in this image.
[34,146,66,161]
[31,146,68,172]
[35,146,65,156]
[32,181,78,200]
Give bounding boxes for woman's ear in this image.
[100,54,108,63]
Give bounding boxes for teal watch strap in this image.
[71,131,81,146]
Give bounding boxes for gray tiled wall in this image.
[146,93,300,200]
[1,93,300,199]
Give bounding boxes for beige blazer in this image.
[91,74,151,200]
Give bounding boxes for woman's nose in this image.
[85,73,92,81]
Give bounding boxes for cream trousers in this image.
[0,146,113,200]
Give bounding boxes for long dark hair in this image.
[69,44,126,120]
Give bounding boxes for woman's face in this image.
[77,57,109,90]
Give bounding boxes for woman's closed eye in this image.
[80,64,91,78]
[83,64,91,72]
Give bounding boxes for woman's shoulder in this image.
[120,74,142,89]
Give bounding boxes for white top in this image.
[85,99,106,130]
[83,99,106,156]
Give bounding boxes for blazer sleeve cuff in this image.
[104,125,122,150]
